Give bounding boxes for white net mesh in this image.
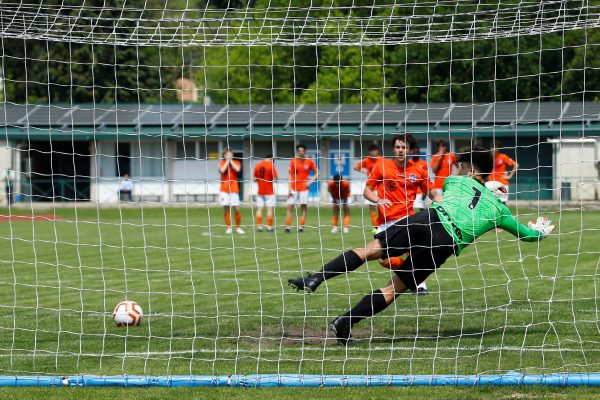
[0,1,599,380]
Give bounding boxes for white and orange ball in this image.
[112,300,143,327]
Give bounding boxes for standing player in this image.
[328,174,351,234]
[253,154,278,232]
[219,148,245,235]
[410,144,429,211]
[354,144,381,231]
[289,145,554,345]
[288,133,429,293]
[430,140,458,203]
[489,140,518,203]
[285,144,319,233]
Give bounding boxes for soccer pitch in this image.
[0,205,598,378]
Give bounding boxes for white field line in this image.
[2,345,599,358]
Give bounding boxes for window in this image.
[176,141,195,159]
[276,141,295,159]
[252,141,275,159]
[175,140,219,160]
[354,140,383,158]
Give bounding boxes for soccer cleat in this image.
[330,316,353,346]
[343,227,350,234]
[266,227,274,232]
[331,227,339,234]
[285,227,291,233]
[235,227,246,235]
[410,286,429,295]
[256,226,264,232]
[287,273,323,293]
[225,227,232,234]
[298,226,304,232]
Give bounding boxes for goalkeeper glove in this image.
[528,217,555,238]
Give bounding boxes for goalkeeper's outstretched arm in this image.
[497,214,554,242]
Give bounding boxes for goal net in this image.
[0,0,599,386]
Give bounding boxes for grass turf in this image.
[0,205,598,383]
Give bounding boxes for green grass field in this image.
[0,205,598,392]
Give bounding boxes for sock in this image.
[370,210,378,226]
[343,289,389,326]
[235,211,241,227]
[267,216,274,228]
[314,250,364,282]
[224,211,231,228]
[332,215,339,227]
[285,215,292,226]
[256,215,263,226]
[343,214,350,227]
[299,216,306,227]
[388,256,405,270]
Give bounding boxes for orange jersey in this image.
[253,160,278,195]
[219,159,241,193]
[430,153,457,189]
[489,153,516,185]
[366,158,429,226]
[289,158,317,192]
[355,156,380,174]
[328,180,351,200]
[411,158,429,194]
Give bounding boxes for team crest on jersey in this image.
[409,173,417,182]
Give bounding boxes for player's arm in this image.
[218,160,229,173]
[506,159,519,181]
[497,211,553,242]
[430,154,442,173]
[230,160,241,173]
[305,163,319,188]
[364,184,392,208]
[353,160,365,174]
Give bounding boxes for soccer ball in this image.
[112,300,143,327]
[485,180,508,202]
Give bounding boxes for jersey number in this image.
[258,167,265,179]
[469,187,482,210]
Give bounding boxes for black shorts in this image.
[374,208,457,290]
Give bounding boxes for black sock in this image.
[314,250,364,282]
[342,289,389,326]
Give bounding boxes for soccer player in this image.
[253,154,278,232]
[289,133,429,291]
[289,145,554,345]
[219,148,245,235]
[430,139,458,203]
[410,144,429,211]
[285,144,319,233]
[489,140,518,204]
[328,174,351,234]
[354,143,381,231]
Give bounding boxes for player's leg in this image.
[223,206,232,234]
[331,203,340,233]
[266,206,274,232]
[255,202,264,232]
[233,204,245,234]
[287,238,385,293]
[331,274,408,345]
[342,203,350,233]
[299,204,307,232]
[285,195,294,232]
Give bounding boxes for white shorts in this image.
[287,190,309,205]
[332,197,350,206]
[220,192,240,207]
[376,215,408,234]
[256,194,276,207]
[414,193,426,209]
[364,189,377,205]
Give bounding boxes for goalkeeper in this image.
[287,145,554,345]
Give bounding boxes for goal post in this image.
[0,1,600,387]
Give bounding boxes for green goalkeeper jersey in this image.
[432,175,543,254]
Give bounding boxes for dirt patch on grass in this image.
[0,213,64,222]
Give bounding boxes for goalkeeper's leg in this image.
[287,240,385,293]
[330,275,408,345]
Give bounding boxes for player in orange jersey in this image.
[328,174,351,234]
[410,144,429,211]
[285,144,319,232]
[430,139,458,202]
[354,143,381,231]
[219,148,244,235]
[488,140,518,204]
[253,154,278,232]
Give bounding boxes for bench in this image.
[173,182,220,203]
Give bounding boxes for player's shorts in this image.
[374,208,457,290]
[364,189,377,205]
[332,197,350,205]
[287,190,309,205]
[220,192,240,207]
[255,194,276,207]
[413,193,426,209]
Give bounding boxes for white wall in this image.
[553,139,599,201]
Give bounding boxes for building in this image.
[1,102,599,205]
